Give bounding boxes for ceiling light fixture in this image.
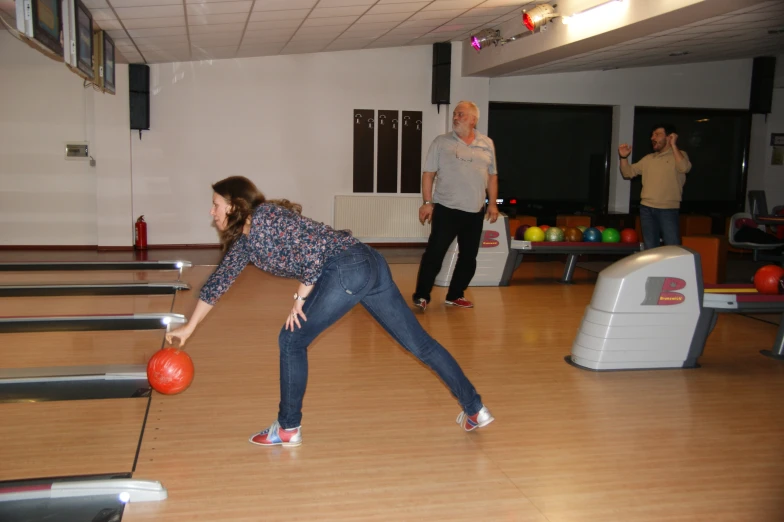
[562,0,625,25]
[522,4,558,32]
[470,28,502,52]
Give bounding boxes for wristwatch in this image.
[294,293,307,301]
[423,201,433,205]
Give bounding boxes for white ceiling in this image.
[0,0,782,74]
[509,0,784,76]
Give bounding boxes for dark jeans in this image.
[414,204,485,302]
[640,205,681,250]
[276,243,483,428]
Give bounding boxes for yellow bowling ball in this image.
[523,226,545,242]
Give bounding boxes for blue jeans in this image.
[277,243,483,428]
[640,205,681,250]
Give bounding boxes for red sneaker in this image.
[413,298,428,312]
[445,297,473,308]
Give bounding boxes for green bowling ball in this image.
[602,227,620,243]
[545,226,565,242]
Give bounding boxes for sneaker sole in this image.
[248,435,302,447]
[445,302,473,308]
[461,415,495,432]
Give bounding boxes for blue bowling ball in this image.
[583,227,602,242]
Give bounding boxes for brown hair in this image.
[211,176,302,251]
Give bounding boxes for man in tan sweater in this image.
[619,124,692,250]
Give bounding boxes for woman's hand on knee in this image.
[285,302,307,331]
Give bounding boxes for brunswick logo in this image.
[641,277,686,306]
[481,230,500,248]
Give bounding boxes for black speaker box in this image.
[749,56,775,114]
[431,42,451,106]
[129,64,150,131]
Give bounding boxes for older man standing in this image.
[413,100,499,311]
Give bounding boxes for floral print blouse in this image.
[199,203,358,305]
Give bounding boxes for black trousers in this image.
[414,204,485,303]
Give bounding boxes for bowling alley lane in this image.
[0,270,180,284]
[0,330,166,369]
[0,398,148,481]
[0,294,176,318]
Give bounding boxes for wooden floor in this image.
[1,256,783,521]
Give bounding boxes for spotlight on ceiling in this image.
[470,28,501,52]
[522,4,558,31]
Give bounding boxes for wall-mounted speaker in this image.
[431,42,451,106]
[129,64,150,131]
[749,56,775,114]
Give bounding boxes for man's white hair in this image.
[456,101,480,121]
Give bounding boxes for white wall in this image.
[132,44,489,246]
[490,59,754,212]
[0,32,131,247]
[747,54,784,211]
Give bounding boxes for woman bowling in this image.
[165,176,493,447]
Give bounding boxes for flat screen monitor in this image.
[32,0,63,56]
[75,0,93,78]
[103,32,116,94]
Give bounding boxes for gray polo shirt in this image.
[424,130,497,213]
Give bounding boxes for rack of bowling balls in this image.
[514,224,639,244]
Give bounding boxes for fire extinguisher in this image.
[135,215,148,250]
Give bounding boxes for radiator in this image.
[333,195,430,242]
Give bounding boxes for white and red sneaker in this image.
[445,297,473,308]
[249,421,302,447]
[456,406,494,432]
[413,298,428,312]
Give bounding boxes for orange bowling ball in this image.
[147,348,195,395]
[564,227,583,242]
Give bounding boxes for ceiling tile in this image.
[243,32,297,43]
[190,34,242,46]
[252,0,317,11]
[189,22,246,34]
[189,13,251,25]
[341,27,387,38]
[467,6,520,17]
[128,26,188,38]
[187,1,252,16]
[422,0,484,10]
[115,5,184,19]
[135,36,190,47]
[112,0,181,6]
[106,30,130,39]
[80,0,109,8]
[249,9,310,21]
[95,20,125,31]
[301,15,361,26]
[314,0,375,6]
[90,9,117,22]
[293,25,350,35]
[410,9,466,20]
[245,19,303,31]
[356,12,413,23]
[397,18,451,28]
[311,6,370,18]
[366,2,428,15]
[122,17,185,29]
[349,20,399,30]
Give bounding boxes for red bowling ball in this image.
[620,228,638,243]
[147,348,195,395]
[753,265,784,295]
